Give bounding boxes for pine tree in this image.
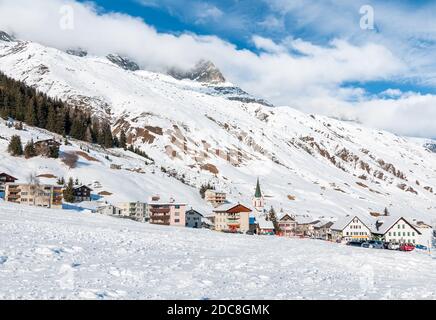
[268,207,280,234]
[57,177,65,186]
[120,130,127,149]
[24,139,36,159]
[63,178,75,203]
[8,135,23,156]
[101,124,113,148]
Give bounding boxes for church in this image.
[252,178,265,213]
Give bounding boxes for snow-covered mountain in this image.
[1,33,436,221]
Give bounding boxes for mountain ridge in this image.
[1,35,436,221]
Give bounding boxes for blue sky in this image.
[82,0,436,97]
[1,0,436,137]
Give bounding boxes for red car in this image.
[400,244,415,252]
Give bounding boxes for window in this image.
[389,232,391,236]
[174,219,180,223]
[398,225,401,229]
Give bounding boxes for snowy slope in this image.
[1,202,436,300]
[1,36,436,221]
[0,119,208,211]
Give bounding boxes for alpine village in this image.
[0,63,434,255]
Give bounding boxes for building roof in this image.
[254,178,262,198]
[295,216,320,225]
[330,215,372,232]
[186,209,204,217]
[213,203,252,213]
[257,217,274,230]
[278,213,295,221]
[370,216,421,235]
[74,185,93,191]
[0,173,18,181]
[313,220,334,229]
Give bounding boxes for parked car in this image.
[415,244,428,251]
[387,243,400,250]
[361,240,384,249]
[347,241,364,247]
[245,231,255,236]
[400,243,415,252]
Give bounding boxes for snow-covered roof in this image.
[295,216,319,225]
[257,218,274,230]
[330,215,372,231]
[213,203,251,212]
[186,209,204,217]
[201,217,214,226]
[370,216,421,235]
[313,220,334,229]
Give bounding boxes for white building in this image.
[97,205,121,216]
[371,216,422,245]
[331,215,372,242]
[118,202,148,221]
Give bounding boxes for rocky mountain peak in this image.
[66,48,88,57]
[106,54,140,71]
[0,31,14,42]
[168,59,226,84]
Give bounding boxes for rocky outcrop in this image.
[106,54,140,71]
[168,60,226,84]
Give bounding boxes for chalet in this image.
[331,215,372,242]
[295,216,320,238]
[278,214,297,237]
[5,183,63,209]
[185,209,204,228]
[213,203,252,233]
[118,202,148,222]
[313,220,334,240]
[34,139,61,158]
[0,173,17,193]
[205,190,227,207]
[73,185,93,202]
[257,217,275,235]
[147,196,186,227]
[371,216,421,245]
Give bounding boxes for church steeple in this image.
[253,178,265,212]
[255,177,262,198]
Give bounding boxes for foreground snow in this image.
[1,202,435,300]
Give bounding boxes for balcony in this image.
[227,218,240,226]
[150,207,171,214]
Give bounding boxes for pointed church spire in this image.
[255,177,262,198]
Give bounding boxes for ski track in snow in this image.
[1,202,435,300]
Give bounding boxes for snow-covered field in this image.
[1,201,435,300]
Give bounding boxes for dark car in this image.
[245,231,255,235]
[361,240,384,249]
[347,241,364,247]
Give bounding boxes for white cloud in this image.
[0,0,435,137]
